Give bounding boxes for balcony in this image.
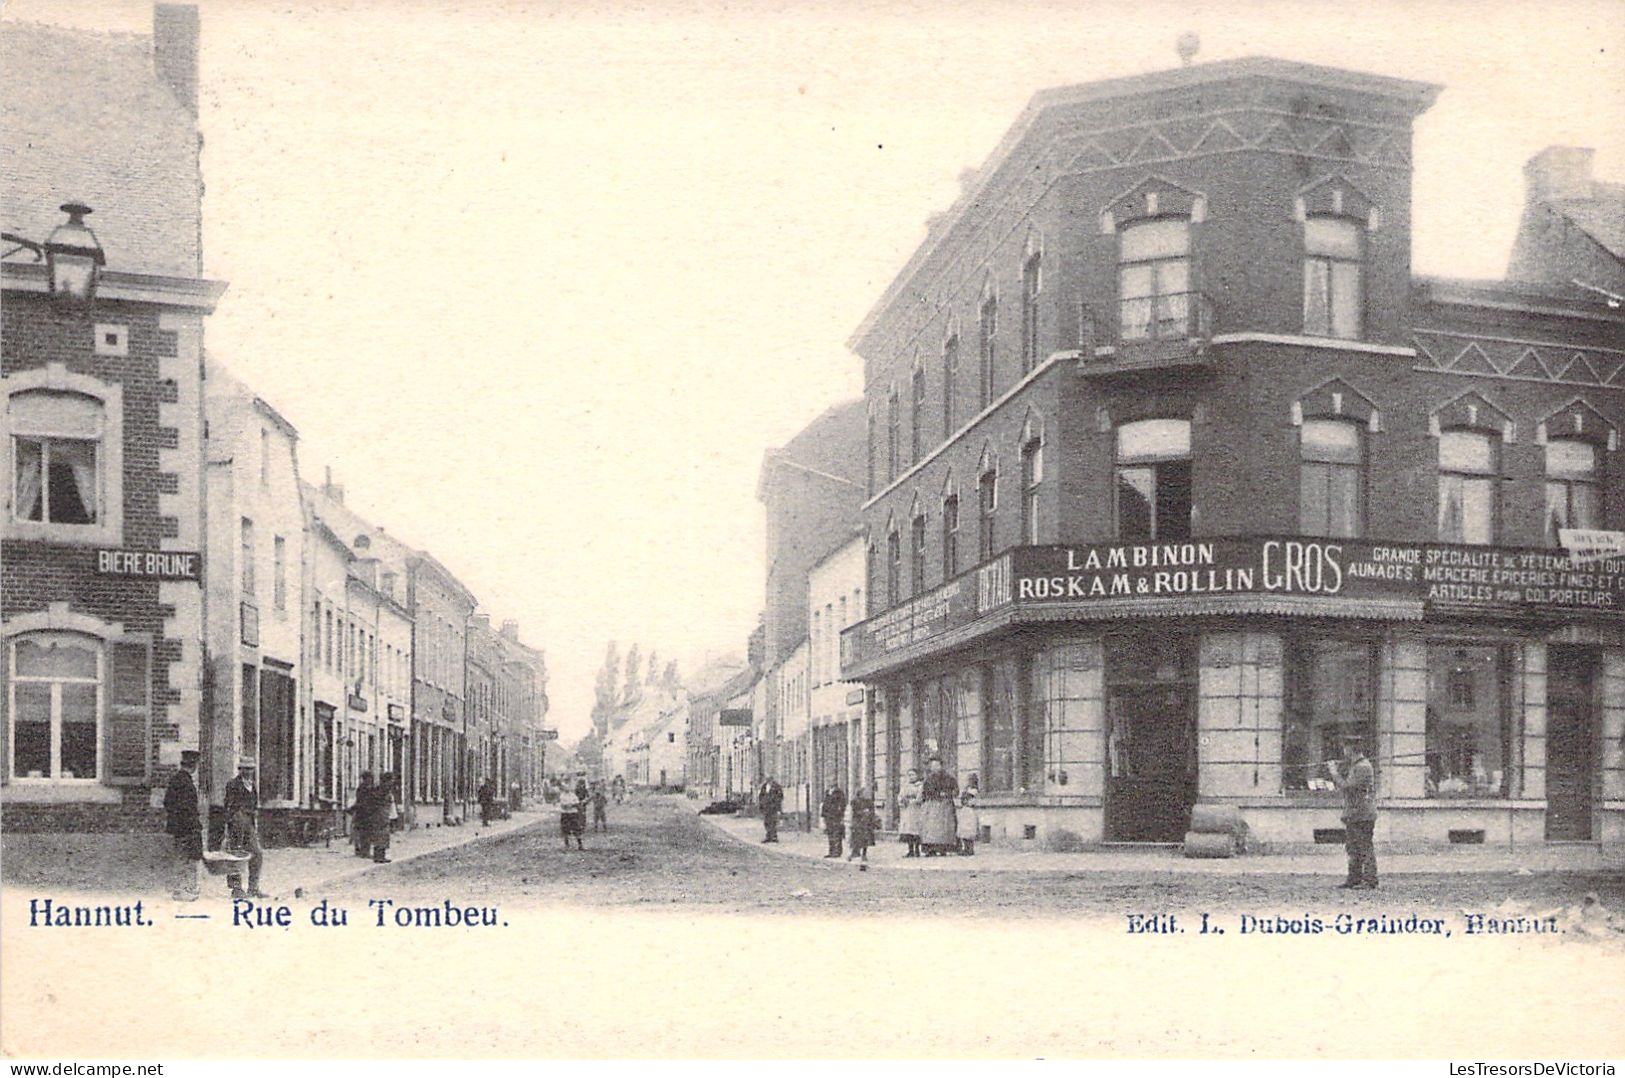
[1079,292,1216,376]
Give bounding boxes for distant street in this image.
[324,795,1625,918]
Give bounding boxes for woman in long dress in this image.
[897,768,923,858]
[918,756,958,856]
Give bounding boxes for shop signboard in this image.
[95,547,202,581]
[718,708,753,727]
[842,537,1625,672]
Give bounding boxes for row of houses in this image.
[0,6,551,887]
[691,54,1625,850]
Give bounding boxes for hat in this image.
[237,759,257,771]
[179,749,200,764]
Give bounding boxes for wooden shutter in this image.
[106,641,150,784]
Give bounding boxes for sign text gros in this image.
[1016,541,1346,601]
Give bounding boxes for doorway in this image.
[1546,647,1597,841]
[1105,634,1197,842]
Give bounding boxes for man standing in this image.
[163,749,203,901]
[478,776,497,827]
[1329,735,1378,890]
[223,761,267,898]
[820,783,847,859]
[759,776,783,843]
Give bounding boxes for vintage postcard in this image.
[2,0,1623,1062]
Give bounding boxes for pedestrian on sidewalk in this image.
[957,783,980,856]
[1328,734,1378,890]
[478,777,497,827]
[919,756,958,856]
[759,776,784,843]
[163,749,203,901]
[223,761,267,898]
[821,783,847,858]
[847,787,877,862]
[349,772,376,858]
[559,786,586,850]
[355,771,393,864]
[591,782,609,832]
[898,768,923,858]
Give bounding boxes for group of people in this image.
[349,771,400,863]
[894,757,979,857]
[554,772,613,849]
[163,751,270,900]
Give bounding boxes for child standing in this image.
[957,786,980,855]
[847,787,878,862]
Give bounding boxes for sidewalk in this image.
[700,811,1625,875]
[221,808,549,900]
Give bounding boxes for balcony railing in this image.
[1079,292,1216,374]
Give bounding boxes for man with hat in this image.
[1327,733,1378,889]
[223,759,267,898]
[163,749,203,901]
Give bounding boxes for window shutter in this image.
[107,641,150,785]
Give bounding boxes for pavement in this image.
[698,808,1625,875]
[200,807,550,901]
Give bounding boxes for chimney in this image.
[153,5,199,116]
[322,466,344,505]
[1525,146,1595,204]
[500,620,519,642]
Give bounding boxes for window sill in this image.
[2,782,125,804]
[3,520,121,547]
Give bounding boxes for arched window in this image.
[977,453,999,561]
[910,360,925,465]
[1303,216,1363,339]
[979,286,998,408]
[1021,244,1042,373]
[1021,419,1045,545]
[1300,419,1364,538]
[886,525,902,607]
[9,631,102,782]
[1438,430,1498,544]
[911,508,927,595]
[1115,419,1192,541]
[942,332,959,439]
[1119,219,1190,341]
[941,476,961,579]
[1546,438,1601,545]
[886,385,900,484]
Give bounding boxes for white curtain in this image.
[60,441,98,523]
[14,439,43,520]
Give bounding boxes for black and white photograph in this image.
[1,0,1623,1063]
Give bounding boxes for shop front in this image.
[844,539,1625,850]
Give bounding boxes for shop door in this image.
[1546,648,1596,841]
[1106,684,1197,842]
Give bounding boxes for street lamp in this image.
[3,202,106,310]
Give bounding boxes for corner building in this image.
[843,58,1625,852]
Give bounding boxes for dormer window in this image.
[1119,218,1190,341]
[1303,216,1363,339]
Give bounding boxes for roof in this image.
[205,358,299,440]
[1,20,202,278]
[1549,184,1625,263]
[850,56,1441,354]
[756,398,866,499]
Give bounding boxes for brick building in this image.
[1508,146,1625,299]
[1,7,226,885]
[842,57,1625,851]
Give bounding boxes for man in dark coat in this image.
[478,777,497,827]
[163,749,202,901]
[223,761,267,898]
[1329,735,1378,889]
[820,784,848,859]
[758,776,784,843]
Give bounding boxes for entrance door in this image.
[1546,648,1596,841]
[1106,684,1197,842]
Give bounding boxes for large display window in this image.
[1284,639,1377,793]
[1425,643,1508,798]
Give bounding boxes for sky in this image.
[6,0,1624,741]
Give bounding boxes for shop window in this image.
[1303,216,1363,339]
[8,632,101,781]
[981,661,1019,794]
[1021,434,1044,545]
[1545,438,1601,546]
[1119,218,1191,341]
[1426,644,1508,798]
[942,492,960,579]
[1283,640,1376,792]
[1021,249,1042,373]
[241,663,258,760]
[1300,419,1364,538]
[942,334,959,439]
[1115,419,1192,542]
[1437,430,1498,544]
[979,290,998,408]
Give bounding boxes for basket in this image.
[202,849,250,876]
